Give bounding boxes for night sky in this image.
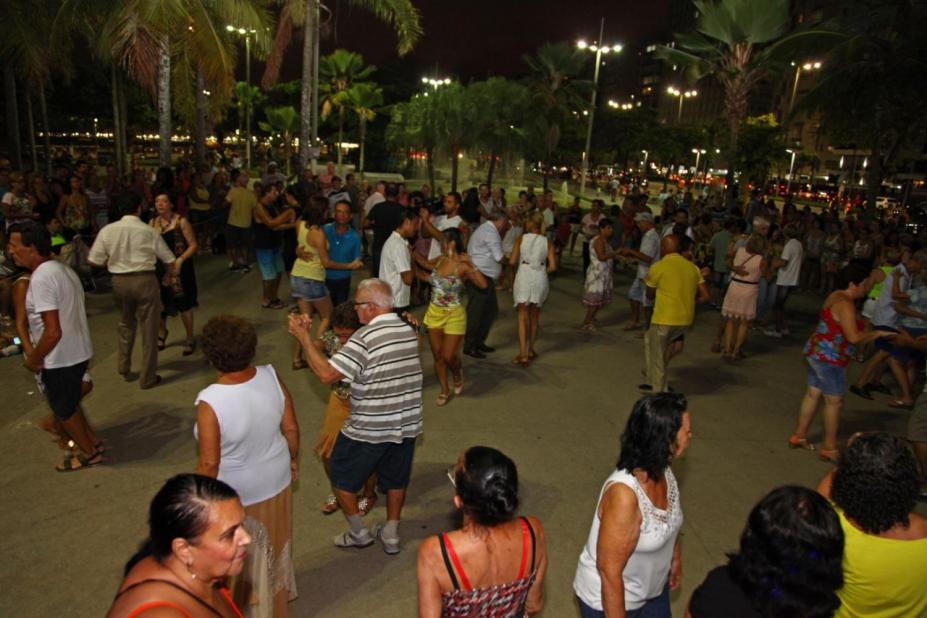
[277,0,671,96]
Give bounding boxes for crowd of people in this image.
[2,154,927,617]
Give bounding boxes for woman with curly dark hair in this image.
[687,486,844,618]
[416,446,548,616]
[574,393,691,618]
[818,432,927,617]
[195,315,300,616]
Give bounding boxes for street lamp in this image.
[576,18,622,199]
[608,100,635,111]
[227,24,258,171]
[421,76,452,90]
[786,148,797,186]
[666,86,698,123]
[789,60,822,112]
[641,150,649,172]
[691,148,706,177]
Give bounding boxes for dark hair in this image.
[677,232,693,255]
[396,207,420,227]
[345,173,355,182]
[616,393,688,480]
[201,315,257,372]
[831,432,920,534]
[333,199,352,212]
[455,446,519,527]
[8,221,52,257]
[836,263,870,290]
[331,301,361,331]
[118,192,143,216]
[598,217,614,229]
[732,218,748,234]
[727,486,843,618]
[446,191,461,205]
[300,195,329,225]
[124,474,239,574]
[442,228,465,253]
[385,182,399,199]
[260,183,279,198]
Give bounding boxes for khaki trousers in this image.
[111,272,161,388]
[643,324,688,393]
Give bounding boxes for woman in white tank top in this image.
[574,393,692,617]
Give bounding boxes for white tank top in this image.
[573,467,683,611]
[194,364,291,506]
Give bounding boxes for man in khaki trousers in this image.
[89,194,176,389]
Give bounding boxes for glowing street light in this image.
[691,148,706,174]
[789,60,822,112]
[227,24,259,170]
[422,76,452,89]
[608,100,634,111]
[666,86,697,123]
[575,18,623,199]
[786,148,797,184]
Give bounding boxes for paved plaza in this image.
[0,251,920,617]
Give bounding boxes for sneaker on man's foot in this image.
[371,523,400,555]
[333,529,374,549]
[762,328,783,339]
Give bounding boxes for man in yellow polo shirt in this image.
[225,170,256,272]
[641,234,710,392]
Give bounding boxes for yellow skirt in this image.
[423,303,467,335]
[314,393,350,459]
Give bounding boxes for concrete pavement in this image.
[0,251,919,617]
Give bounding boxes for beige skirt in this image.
[314,393,350,459]
[231,485,297,617]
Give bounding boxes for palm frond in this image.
[346,0,422,55]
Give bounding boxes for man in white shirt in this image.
[764,225,804,338]
[423,192,466,260]
[362,181,386,258]
[9,221,103,471]
[378,209,420,312]
[464,212,509,358]
[88,194,176,389]
[617,211,660,331]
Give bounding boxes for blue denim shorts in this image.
[254,248,284,281]
[290,275,329,301]
[806,357,846,396]
[629,277,653,307]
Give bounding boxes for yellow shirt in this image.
[226,186,256,228]
[291,222,326,281]
[835,507,927,618]
[645,253,703,326]
[189,185,210,211]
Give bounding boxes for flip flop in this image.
[888,400,914,410]
[453,368,464,396]
[182,340,197,356]
[56,449,104,473]
[157,330,168,351]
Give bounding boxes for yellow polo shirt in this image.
[226,186,256,229]
[645,253,703,326]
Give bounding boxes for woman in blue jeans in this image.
[574,393,692,617]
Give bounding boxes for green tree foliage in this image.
[319,49,376,171]
[258,105,299,175]
[345,83,384,179]
[732,114,783,188]
[466,78,532,187]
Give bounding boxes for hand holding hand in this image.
[349,258,364,270]
[419,207,430,221]
[287,312,313,343]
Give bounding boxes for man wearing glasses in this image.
[288,278,423,555]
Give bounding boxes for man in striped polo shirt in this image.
[289,278,423,554]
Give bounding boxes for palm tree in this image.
[467,78,531,188]
[345,82,383,180]
[432,83,472,192]
[260,0,422,170]
[523,42,588,189]
[318,49,375,173]
[385,94,440,188]
[656,0,839,201]
[259,106,300,175]
[57,0,270,167]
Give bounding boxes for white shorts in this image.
[861,298,877,320]
[629,278,653,307]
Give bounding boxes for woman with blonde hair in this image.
[719,233,766,360]
[510,212,556,365]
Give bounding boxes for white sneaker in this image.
[372,523,401,555]
[333,529,374,549]
[763,328,783,339]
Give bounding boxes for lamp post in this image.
[576,19,622,200]
[789,61,822,113]
[691,148,706,179]
[786,148,797,194]
[422,76,451,91]
[666,87,697,123]
[641,150,649,173]
[227,24,257,171]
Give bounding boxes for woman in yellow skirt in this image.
[418,229,488,406]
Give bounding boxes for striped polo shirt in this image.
[329,312,423,444]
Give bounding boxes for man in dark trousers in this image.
[464,212,509,358]
[364,182,402,277]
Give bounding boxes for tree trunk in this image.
[426,146,435,190]
[310,0,320,169]
[726,109,741,205]
[866,137,883,217]
[451,145,460,192]
[111,65,124,176]
[38,84,52,176]
[299,0,314,170]
[358,116,367,180]
[157,34,172,168]
[194,71,207,169]
[336,108,344,171]
[118,69,129,172]
[486,150,497,189]
[25,91,38,172]
[3,65,22,170]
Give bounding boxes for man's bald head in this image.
[661,234,680,257]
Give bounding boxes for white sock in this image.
[383,520,399,539]
[347,514,366,536]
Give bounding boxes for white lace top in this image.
[573,467,683,611]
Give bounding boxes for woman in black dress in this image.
[150,193,199,355]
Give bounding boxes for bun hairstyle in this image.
[455,446,519,527]
[124,474,239,575]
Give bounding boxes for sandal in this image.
[262,299,285,310]
[453,368,464,396]
[817,448,840,464]
[511,356,529,366]
[358,494,377,516]
[182,340,197,356]
[56,449,104,473]
[889,399,914,410]
[157,330,168,351]
[320,494,339,515]
[436,392,450,406]
[292,359,309,371]
[788,434,815,451]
